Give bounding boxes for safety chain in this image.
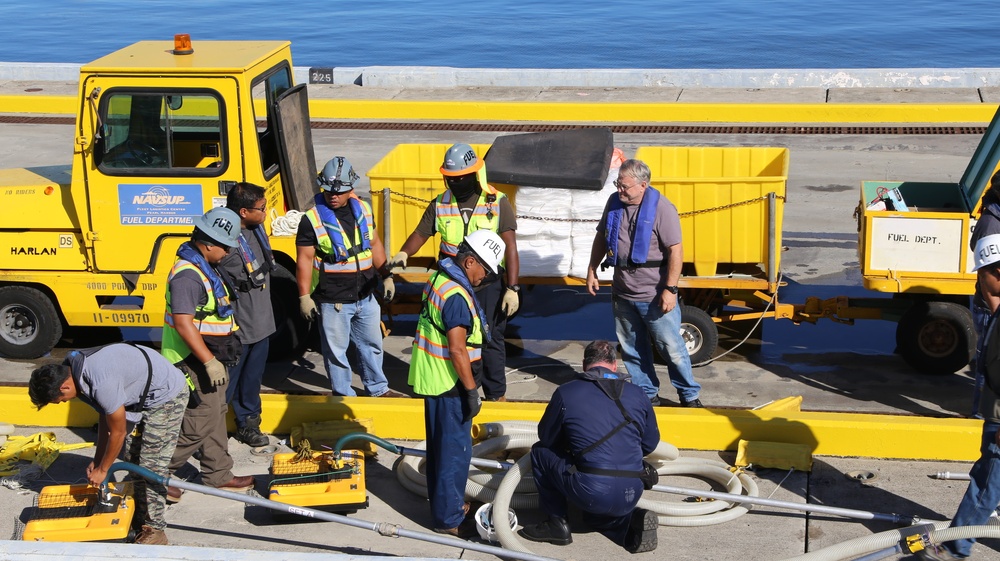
[387,189,785,223]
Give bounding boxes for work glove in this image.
[387,251,408,272]
[299,294,318,321]
[462,389,482,423]
[203,357,228,388]
[382,276,395,302]
[501,287,520,318]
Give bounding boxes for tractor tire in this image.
[680,305,718,365]
[267,265,311,360]
[0,286,63,359]
[896,301,975,375]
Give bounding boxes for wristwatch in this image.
[665,285,679,295]
[509,284,521,293]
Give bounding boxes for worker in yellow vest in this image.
[408,229,506,538]
[390,143,520,402]
[162,207,255,503]
[296,156,406,398]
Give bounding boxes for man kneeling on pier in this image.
[519,340,661,553]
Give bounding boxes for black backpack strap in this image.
[571,379,645,478]
[124,342,154,413]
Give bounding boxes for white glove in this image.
[299,294,318,321]
[388,251,408,272]
[382,277,395,302]
[502,288,520,317]
[203,357,228,388]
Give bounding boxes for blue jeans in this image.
[424,393,472,530]
[225,338,269,426]
[318,294,389,397]
[613,295,700,401]
[946,420,1000,558]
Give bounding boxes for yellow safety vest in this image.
[434,187,503,258]
[408,270,484,396]
[161,260,236,364]
[304,201,375,292]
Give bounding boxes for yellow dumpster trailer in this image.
[370,127,992,372]
[854,106,1000,374]
[0,36,319,358]
[369,131,815,365]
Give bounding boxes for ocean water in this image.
[0,0,998,69]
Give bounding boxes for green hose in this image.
[333,431,401,458]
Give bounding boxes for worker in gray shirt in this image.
[28,343,189,545]
[219,182,276,447]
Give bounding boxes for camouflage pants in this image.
[124,385,188,531]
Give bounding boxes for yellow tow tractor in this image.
[0,35,319,358]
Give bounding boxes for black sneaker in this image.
[623,508,658,553]
[649,395,661,406]
[235,425,269,447]
[680,398,704,408]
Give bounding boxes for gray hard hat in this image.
[194,207,241,248]
[440,143,483,176]
[317,156,360,194]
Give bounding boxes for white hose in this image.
[394,420,758,555]
[780,521,1000,561]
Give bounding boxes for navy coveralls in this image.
[531,367,660,544]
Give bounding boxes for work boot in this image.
[680,398,704,408]
[375,388,410,398]
[623,508,658,553]
[915,545,962,561]
[649,395,661,406]
[486,396,507,402]
[433,517,478,539]
[216,474,255,492]
[518,515,572,546]
[134,525,168,545]
[235,415,269,447]
[165,486,183,503]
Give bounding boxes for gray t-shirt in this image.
[597,190,683,302]
[219,227,276,344]
[72,343,185,423]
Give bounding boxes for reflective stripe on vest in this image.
[435,188,503,258]
[408,273,484,396]
[306,204,375,275]
[163,261,235,335]
[161,259,235,364]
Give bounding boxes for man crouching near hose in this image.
[519,340,661,553]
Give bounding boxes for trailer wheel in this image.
[267,265,311,360]
[0,286,63,359]
[680,305,718,365]
[896,301,974,375]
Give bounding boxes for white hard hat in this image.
[462,230,505,274]
[974,234,1000,271]
[475,502,517,543]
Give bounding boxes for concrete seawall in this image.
[3,62,1000,89]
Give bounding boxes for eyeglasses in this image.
[247,204,267,213]
[614,179,642,191]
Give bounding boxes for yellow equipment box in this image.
[636,146,789,278]
[22,482,135,542]
[268,449,368,513]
